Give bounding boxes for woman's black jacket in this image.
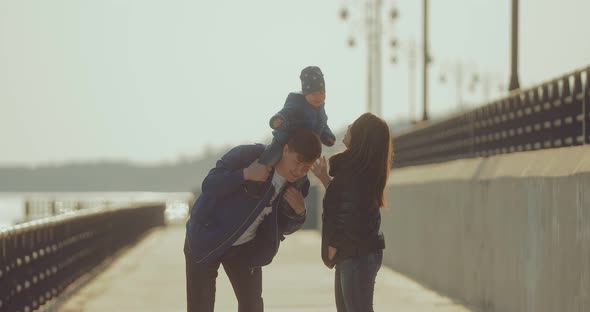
[321,161,385,268]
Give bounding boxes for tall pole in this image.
[483,74,491,102]
[340,1,391,117]
[366,0,373,113]
[509,0,520,91]
[374,0,382,117]
[365,0,383,117]
[409,40,417,122]
[422,0,429,121]
[456,62,464,109]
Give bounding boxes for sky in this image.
[1,0,589,166]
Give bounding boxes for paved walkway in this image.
[60,226,471,311]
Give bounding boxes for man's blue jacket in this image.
[185,144,308,266]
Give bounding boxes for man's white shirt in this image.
[232,171,287,246]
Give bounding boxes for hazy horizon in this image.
[2,0,589,167]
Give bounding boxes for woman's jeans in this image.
[334,250,383,312]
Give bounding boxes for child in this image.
[259,66,335,166]
[243,66,335,198]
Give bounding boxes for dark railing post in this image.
[24,201,31,223]
[540,84,551,149]
[573,72,584,145]
[49,201,57,217]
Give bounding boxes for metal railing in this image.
[393,66,589,167]
[0,203,165,312]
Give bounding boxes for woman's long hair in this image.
[330,113,393,209]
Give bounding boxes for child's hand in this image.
[271,117,284,129]
[243,159,271,182]
[326,137,335,146]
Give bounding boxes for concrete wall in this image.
[381,145,590,312]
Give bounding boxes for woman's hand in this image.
[328,246,338,261]
[311,156,330,188]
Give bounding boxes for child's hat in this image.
[300,66,325,95]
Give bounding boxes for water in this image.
[0,192,194,228]
[0,194,24,227]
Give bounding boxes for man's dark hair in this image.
[286,129,322,163]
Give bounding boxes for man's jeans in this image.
[184,238,264,312]
[334,250,383,312]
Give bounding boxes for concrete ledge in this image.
[392,145,590,185]
[383,145,590,312]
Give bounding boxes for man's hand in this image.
[328,246,337,261]
[243,159,271,182]
[283,186,305,216]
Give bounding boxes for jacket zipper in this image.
[274,183,289,251]
[196,185,274,263]
[249,182,289,269]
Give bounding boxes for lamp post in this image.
[439,61,506,109]
[439,61,478,110]
[391,39,419,122]
[339,0,400,117]
[422,0,430,121]
[508,0,520,91]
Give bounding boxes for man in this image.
[184,128,322,312]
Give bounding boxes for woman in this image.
[311,112,392,312]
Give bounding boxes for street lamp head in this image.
[340,7,349,21]
[390,38,398,48]
[390,8,399,21]
[348,37,356,48]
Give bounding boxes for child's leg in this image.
[320,126,336,147]
[244,135,285,198]
[258,138,284,166]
